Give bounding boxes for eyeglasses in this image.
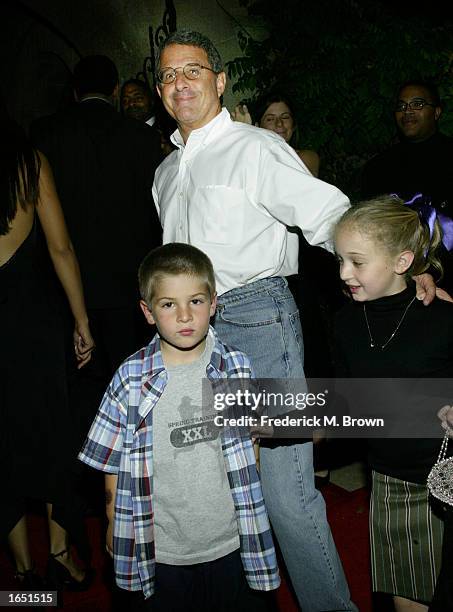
[395,98,436,112]
[157,63,216,85]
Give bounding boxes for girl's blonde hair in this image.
[334,196,443,279]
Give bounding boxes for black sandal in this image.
[14,566,44,590]
[46,549,94,592]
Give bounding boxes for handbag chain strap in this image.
[437,428,452,463]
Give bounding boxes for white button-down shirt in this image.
[153,108,349,296]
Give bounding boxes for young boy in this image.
[78,243,279,611]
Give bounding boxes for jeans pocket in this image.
[217,302,280,328]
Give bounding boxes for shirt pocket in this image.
[191,185,246,245]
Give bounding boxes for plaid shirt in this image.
[78,327,279,598]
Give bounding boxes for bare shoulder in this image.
[34,150,54,187]
[296,149,320,177]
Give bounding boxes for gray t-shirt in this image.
[152,335,239,565]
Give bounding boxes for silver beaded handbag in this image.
[427,430,453,506]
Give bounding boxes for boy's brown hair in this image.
[138,243,216,305]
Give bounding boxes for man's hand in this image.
[435,287,453,303]
[413,273,453,305]
[438,405,453,436]
[414,273,436,305]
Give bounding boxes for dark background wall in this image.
[0,0,257,129]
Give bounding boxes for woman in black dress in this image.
[0,118,94,588]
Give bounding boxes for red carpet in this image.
[324,484,371,612]
[0,484,372,611]
[273,484,371,612]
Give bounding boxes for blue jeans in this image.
[215,277,356,612]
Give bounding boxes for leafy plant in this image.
[227,0,453,198]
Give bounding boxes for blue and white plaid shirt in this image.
[79,327,279,598]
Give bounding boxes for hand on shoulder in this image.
[413,273,453,305]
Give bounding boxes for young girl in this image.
[333,196,453,612]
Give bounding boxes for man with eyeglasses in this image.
[361,80,453,290]
[152,29,357,612]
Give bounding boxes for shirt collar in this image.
[141,325,226,382]
[137,326,226,426]
[141,333,166,381]
[206,326,226,375]
[170,108,232,151]
[80,94,113,106]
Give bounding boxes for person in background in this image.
[30,55,162,408]
[1,117,94,590]
[30,55,162,520]
[120,77,174,156]
[361,80,453,293]
[233,94,319,176]
[120,78,155,125]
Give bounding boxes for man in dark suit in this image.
[31,55,162,395]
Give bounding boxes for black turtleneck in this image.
[334,284,453,483]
